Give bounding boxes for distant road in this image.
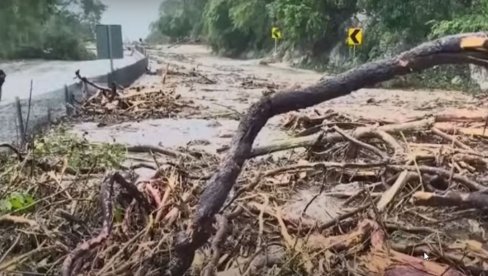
[0,49,145,101]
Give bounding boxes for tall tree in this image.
[0,0,106,60]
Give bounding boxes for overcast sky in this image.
[99,0,163,42]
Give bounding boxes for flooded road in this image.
[71,44,487,155]
[73,118,285,153]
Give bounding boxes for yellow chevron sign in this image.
[347,28,363,46]
[271,27,282,40]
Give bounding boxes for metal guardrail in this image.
[0,56,149,146]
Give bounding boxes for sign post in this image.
[271,27,282,56]
[106,26,114,74]
[95,24,123,85]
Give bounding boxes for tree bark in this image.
[412,191,488,209]
[166,32,488,275]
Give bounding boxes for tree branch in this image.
[166,32,488,275]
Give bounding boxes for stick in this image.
[376,170,412,212]
[201,215,229,276]
[62,173,115,276]
[0,143,23,161]
[75,70,112,93]
[332,125,388,160]
[167,32,488,275]
[15,97,26,146]
[431,127,473,151]
[126,145,194,160]
[251,118,433,158]
[113,172,152,212]
[411,191,488,209]
[387,165,485,191]
[24,80,33,137]
[61,172,150,276]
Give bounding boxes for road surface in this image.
[0,49,145,101]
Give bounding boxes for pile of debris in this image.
[76,85,192,125]
[71,70,195,126]
[2,108,488,275]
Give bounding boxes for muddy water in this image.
[72,118,285,154]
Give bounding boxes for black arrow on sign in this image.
[350,29,360,44]
[273,29,280,38]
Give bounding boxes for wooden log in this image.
[411,191,488,209]
[166,33,488,275]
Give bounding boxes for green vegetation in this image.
[0,192,35,213]
[0,126,126,215]
[0,0,106,60]
[33,127,126,170]
[150,0,488,90]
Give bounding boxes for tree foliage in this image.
[0,0,106,60]
[151,0,488,65]
[151,0,207,40]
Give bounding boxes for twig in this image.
[201,215,230,276]
[0,245,56,271]
[387,165,485,191]
[332,125,388,160]
[75,70,111,93]
[483,115,488,136]
[162,63,170,84]
[113,172,152,212]
[376,170,412,212]
[318,204,370,231]
[0,235,20,265]
[385,222,438,234]
[263,161,387,177]
[432,127,473,151]
[62,173,115,276]
[220,172,262,212]
[0,143,23,161]
[127,145,194,160]
[24,80,33,136]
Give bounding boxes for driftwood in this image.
[75,70,119,100]
[251,117,434,157]
[411,191,488,209]
[166,33,488,275]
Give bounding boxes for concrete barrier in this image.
[0,55,149,145]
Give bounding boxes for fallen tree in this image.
[166,33,488,275]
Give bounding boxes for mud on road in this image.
[72,44,487,156]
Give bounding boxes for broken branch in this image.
[251,117,432,157]
[411,191,488,209]
[165,32,488,275]
[62,173,115,276]
[332,125,388,160]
